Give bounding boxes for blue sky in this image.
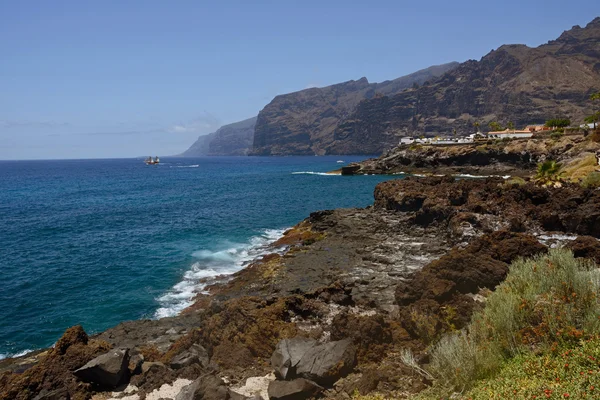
[0,1,597,159]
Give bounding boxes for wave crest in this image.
[154,229,286,318]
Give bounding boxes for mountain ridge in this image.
[250,62,460,155]
[327,17,600,155]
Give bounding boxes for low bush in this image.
[460,336,600,399]
[550,131,564,140]
[424,249,600,394]
[582,172,600,189]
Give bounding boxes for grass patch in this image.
[562,154,598,182]
[420,249,600,396]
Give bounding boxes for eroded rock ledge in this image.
[2,177,600,400]
[342,135,600,177]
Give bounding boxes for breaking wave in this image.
[0,349,33,361]
[291,171,338,176]
[154,229,287,318]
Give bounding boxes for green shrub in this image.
[534,160,563,185]
[424,249,600,394]
[582,172,600,188]
[551,131,564,140]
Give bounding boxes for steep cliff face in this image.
[180,116,257,156]
[332,18,600,152]
[250,63,459,155]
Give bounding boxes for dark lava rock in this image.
[567,236,600,264]
[170,344,209,370]
[175,373,229,400]
[295,339,356,385]
[132,362,176,394]
[396,231,546,306]
[73,348,130,388]
[330,313,395,363]
[271,337,317,380]
[268,378,323,400]
[374,176,600,239]
[395,231,547,341]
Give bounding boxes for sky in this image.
[0,1,598,160]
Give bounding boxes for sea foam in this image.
[291,171,338,176]
[154,228,286,318]
[0,348,33,361]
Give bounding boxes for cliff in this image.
[333,18,600,149]
[179,116,257,156]
[250,63,459,156]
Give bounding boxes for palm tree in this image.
[473,122,480,132]
[534,160,563,186]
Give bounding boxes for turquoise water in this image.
[0,156,393,358]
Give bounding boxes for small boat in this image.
[145,156,160,165]
[336,160,345,164]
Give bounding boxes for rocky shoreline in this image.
[340,135,600,178]
[2,176,600,400]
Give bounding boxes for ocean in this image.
[0,156,394,359]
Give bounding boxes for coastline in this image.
[3,173,600,399]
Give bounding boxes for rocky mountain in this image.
[250,63,459,155]
[179,116,257,156]
[330,18,600,154]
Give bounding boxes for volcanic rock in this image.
[175,373,229,400]
[295,339,356,385]
[271,337,317,380]
[267,378,323,400]
[170,344,209,370]
[73,348,130,388]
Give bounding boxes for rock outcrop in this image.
[251,63,459,156]
[180,117,257,156]
[73,348,130,388]
[333,18,600,146]
[343,134,600,176]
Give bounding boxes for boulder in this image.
[295,339,356,385]
[175,373,229,400]
[73,347,129,388]
[128,353,144,376]
[268,378,323,400]
[271,337,317,379]
[170,344,209,369]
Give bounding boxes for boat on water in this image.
[145,156,160,165]
[336,160,345,164]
